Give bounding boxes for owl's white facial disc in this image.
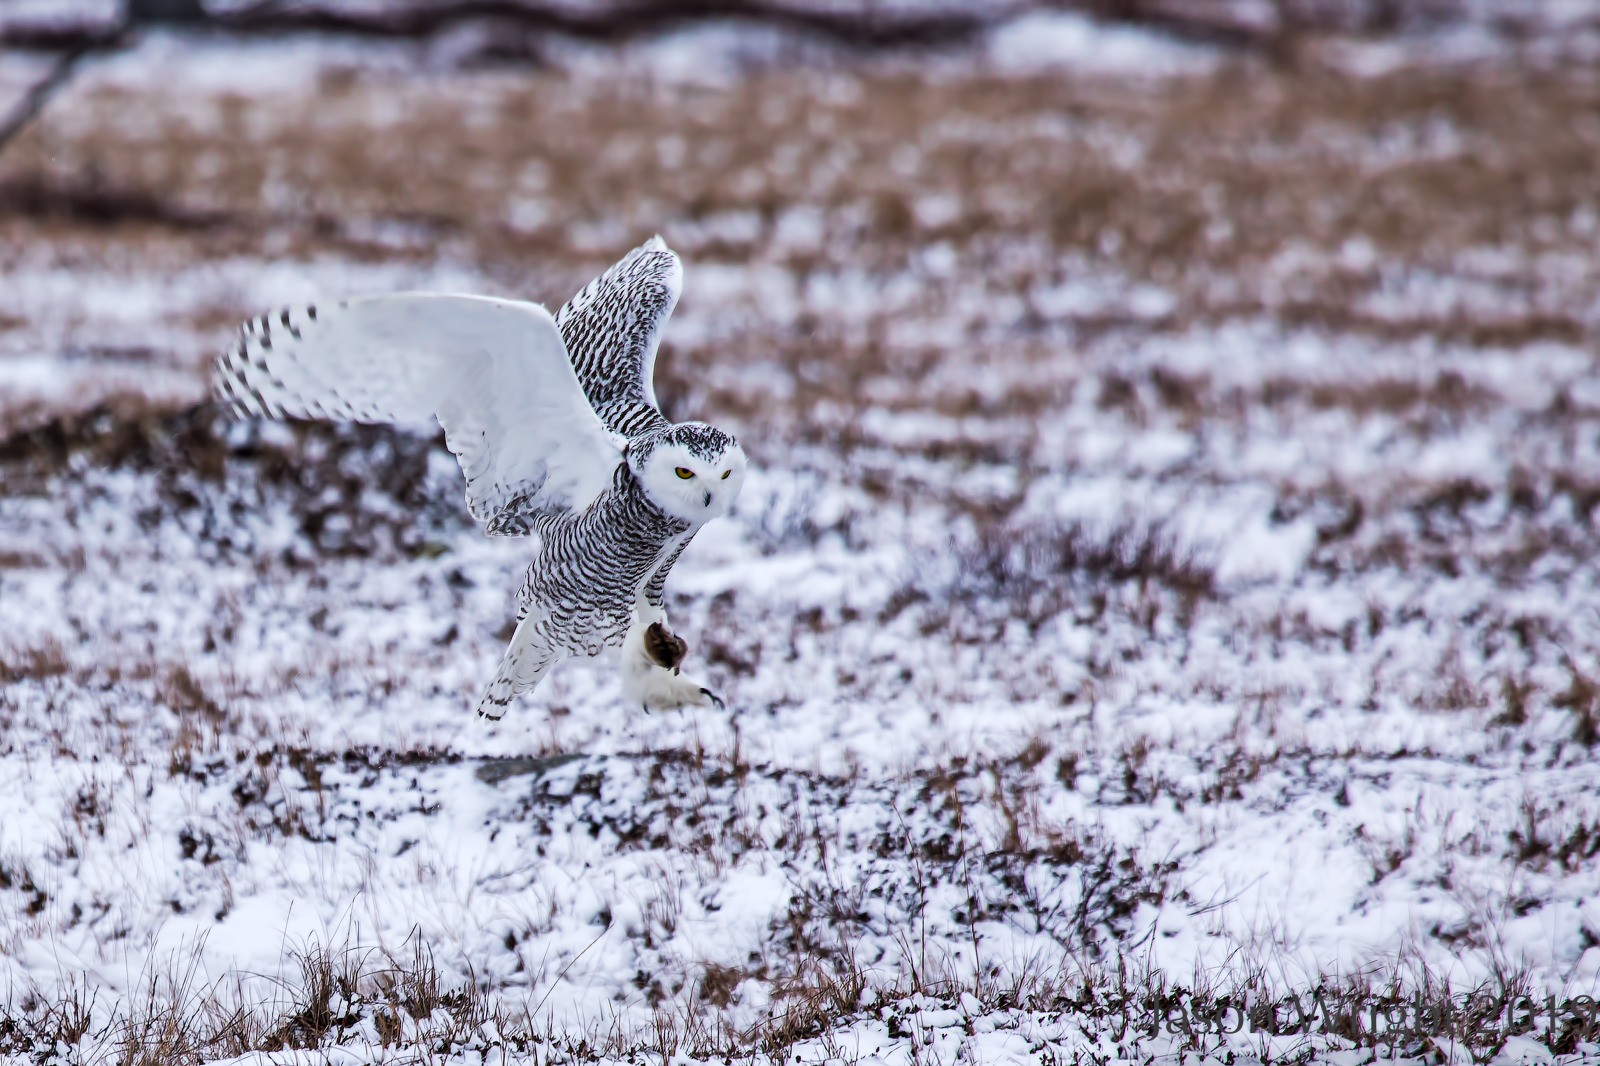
[631,424,747,526]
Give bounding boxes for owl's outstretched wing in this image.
[214,294,623,531]
[555,235,680,436]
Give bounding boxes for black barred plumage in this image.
[556,235,678,438]
[212,237,748,718]
[480,460,693,709]
[218,303,332,420]
[475,417,739,715]
[628,422,737,467]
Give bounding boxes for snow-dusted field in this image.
[1,18,1600,1064]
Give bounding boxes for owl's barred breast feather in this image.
[477,463,695,717]
[213,238,747,718]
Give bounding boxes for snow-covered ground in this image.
[1,22,1599,1065]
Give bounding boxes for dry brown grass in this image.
[3,30,1598,1064]
[3,929,1592,1063]
[4,51,1595,559]
[0,397,467,563]
[4,57,1598,371]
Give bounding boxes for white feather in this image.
[215,294,623,524]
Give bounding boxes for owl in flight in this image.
[214,237,745,719]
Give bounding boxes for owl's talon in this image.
[701,687,725,710]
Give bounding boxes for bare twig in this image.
[0,44,96,157]
[530,926,610,1021]
[0,0,1282,57]
[213,0,1012,48]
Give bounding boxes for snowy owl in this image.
[213,237,745,719]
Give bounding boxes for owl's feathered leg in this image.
[619,612,723,712]
[476,610,561,719]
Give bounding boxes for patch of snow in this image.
[987,11,1220,77]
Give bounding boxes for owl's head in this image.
[629,423,747,525]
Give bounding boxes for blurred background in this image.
[1,0,1599,1060]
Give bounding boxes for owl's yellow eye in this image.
[675,467,694,479]
[720,470,731,479]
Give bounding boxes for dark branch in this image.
[212,0,1006,49]
[0,0,1290,56]
[0,39,117,157]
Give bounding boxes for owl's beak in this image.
[702,490,712,506]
